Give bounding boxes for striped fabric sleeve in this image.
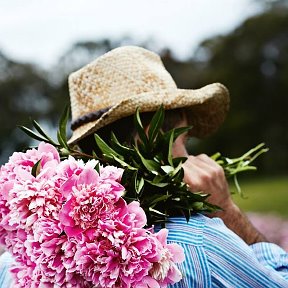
[0,252,14,288]
[251,242,288,279]
[164,216,211,288]
[203,217,288,288]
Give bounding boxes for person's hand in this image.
[182,153,266,244]
[182,154,234,211]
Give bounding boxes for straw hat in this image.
[68,46,229,144]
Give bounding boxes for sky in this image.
[0,0,262,69]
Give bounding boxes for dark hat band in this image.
[71,107,111,130]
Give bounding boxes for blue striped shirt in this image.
[1,214,288,287]
[164,214,288,287]
[0,252,13,288]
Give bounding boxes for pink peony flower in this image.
[0,142,61,230]
[75,225,158,288]
[148,229,185,287]
[59,167,125,237]
[8,177,62,229]
[126,201,147,228]
[0,143,185,288]
[10,262,37,288]
[32,218,63,243]
[56,156,96,179]
[99,165,123,182]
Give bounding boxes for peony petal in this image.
[1,181,14,199]
[38,142,60,163]
[15,166,34,181]
[167,243,185,263]
[59,199,74,226]
[64,225,84,237]
[141,276,160,288]
[127,201,147,228]
[167,264,183,283]
[155,228,168,246]
[60,176,77,198]
[77,168,99,185]
[26,213,38,227]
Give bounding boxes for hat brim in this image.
[68,82,229,145]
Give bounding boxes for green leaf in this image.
[170,160,184,178]
[173,156,187,167]
[112,154,137,170]
[31,159,42,177]
[163,126,191,143]
[135,147,160,173]
[171,167,184,183]
[32,120,58,145]
[152,174,168,184]
[136,177,145,194]
[145,179,169,187]
[57,130,69,150]
[134,108,149,147]
[58,105,70,144]
[173,126,192,140]
[167,129,174,167]
[161,165,174,174]
[149,194,171,206]
[95,162,100,174]
[148,105,164,143]
[110,132,134,156]
[18,126,50,143]
[149,207,168,216]
[191,202,204,210]
[94,134,123,159]
[183,209,191,223]
[92,150,98,159]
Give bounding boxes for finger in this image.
[190,154,225,179]
[183,155,226,192]
[182,158,211,191]
[196,154,221,169]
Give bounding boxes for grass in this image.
[231,175,288,218]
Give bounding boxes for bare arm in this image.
[182,154,266,245]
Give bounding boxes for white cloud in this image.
[0,0,260,68]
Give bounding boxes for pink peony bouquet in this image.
[0,142,184,288]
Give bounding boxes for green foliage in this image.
[20,106,268,226]
[19,106,69,149]
[93,107,218,225]
[31,159,42,177]
[211,143,269,196]
[188,9,288,174]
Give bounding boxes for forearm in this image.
[211,201,267,245]
[182,154,267,245]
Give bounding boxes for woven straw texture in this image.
[68,46,229,144]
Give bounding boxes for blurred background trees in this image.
[0,4,287,177]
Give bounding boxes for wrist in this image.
[211,201,267,245]
[210,199,237,219]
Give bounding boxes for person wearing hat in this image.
[66,46,288,287]
[1,46,288,287]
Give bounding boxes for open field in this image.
[232,175,288,218]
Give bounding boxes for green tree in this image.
[190,8,288,174]
[0,52,54,163]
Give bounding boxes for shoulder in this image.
[163,215,213,287]
[164,214,247,247]
[164,214,206,246]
